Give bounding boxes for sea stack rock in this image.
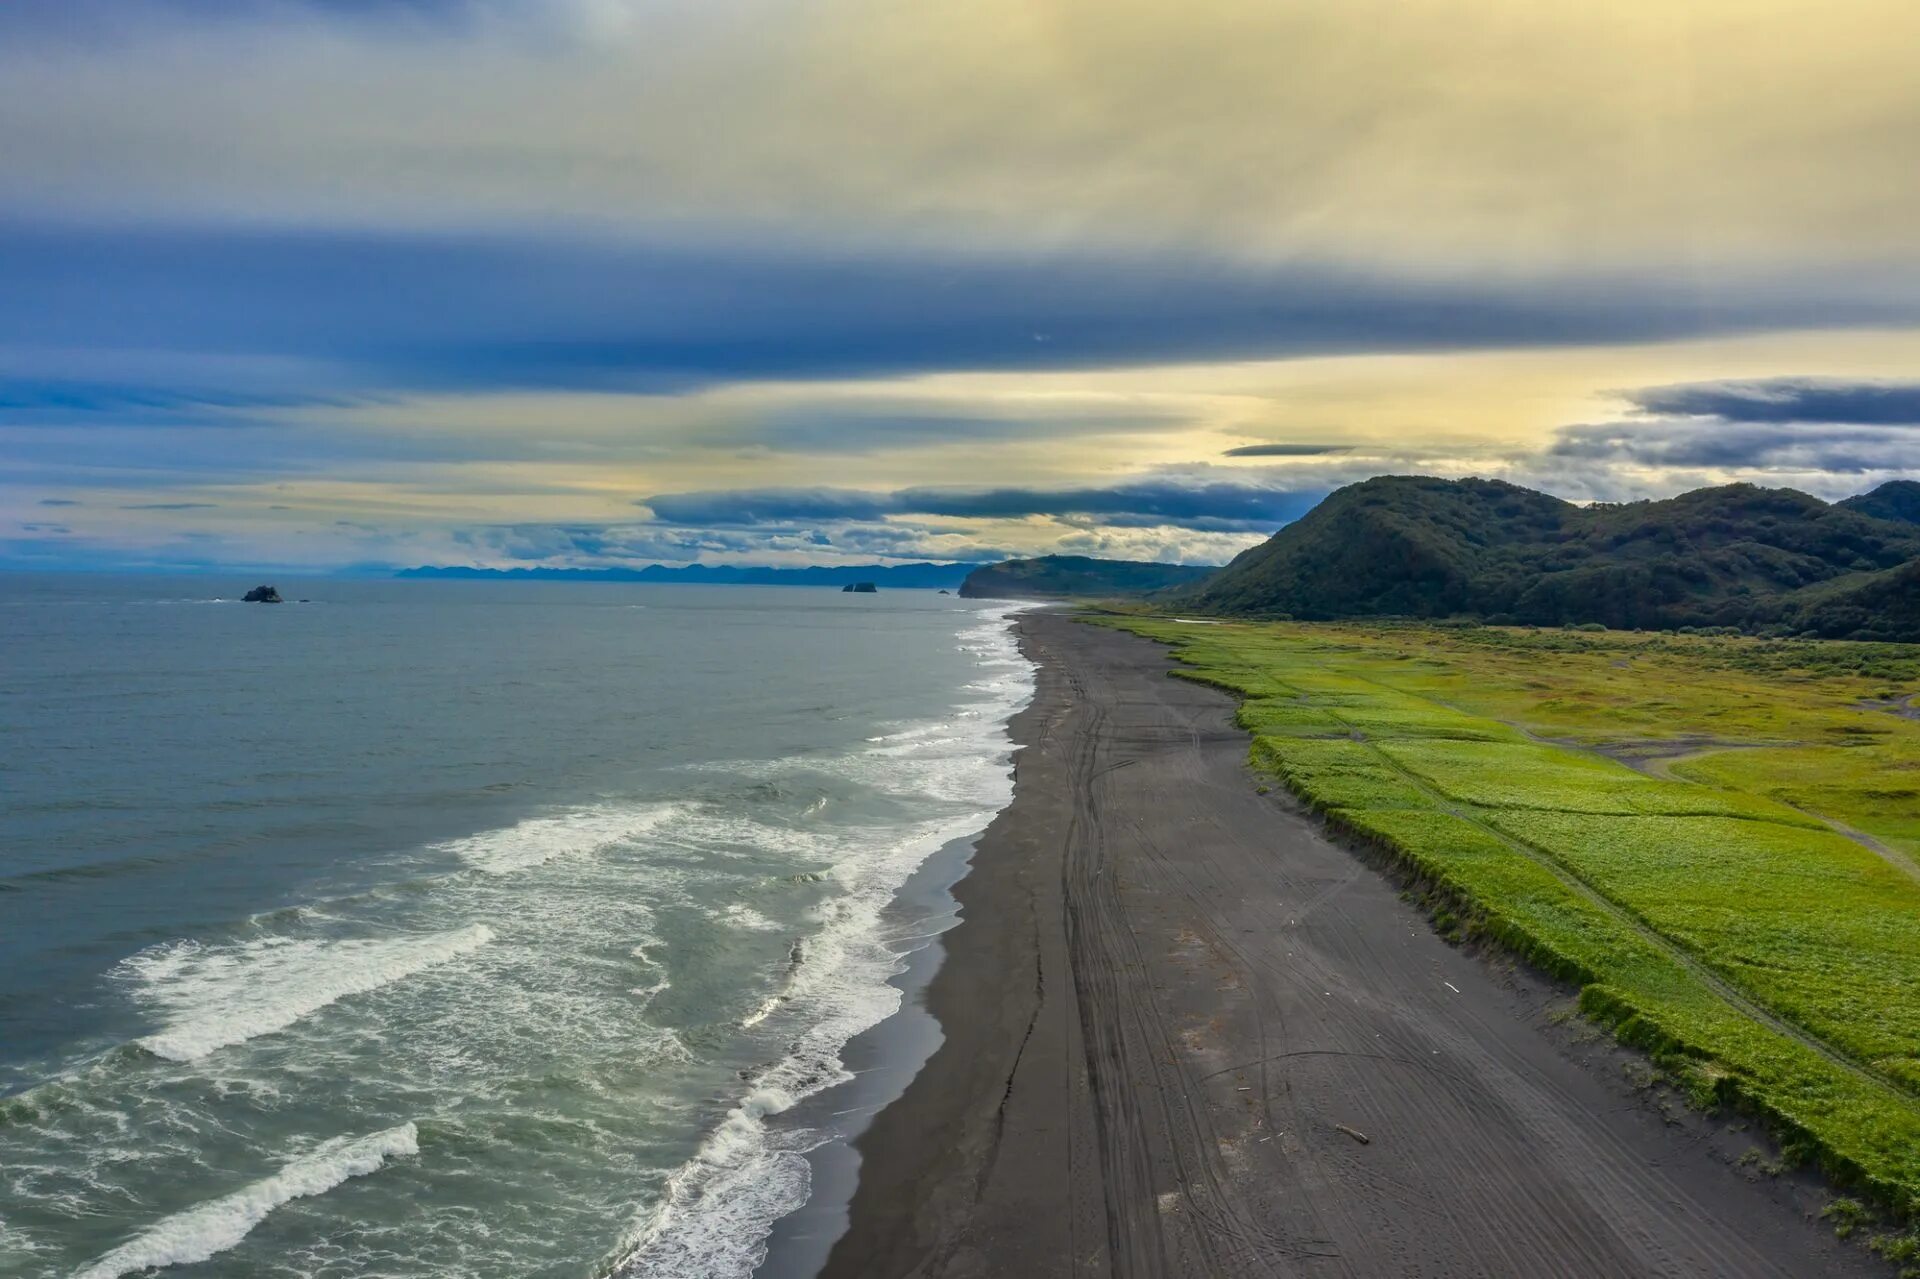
[242,585,283,603]
[842,582,878,593]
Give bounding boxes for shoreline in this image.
[755,830,973,1279]
[806,612,1887,1278]
[752,603,1048,1277]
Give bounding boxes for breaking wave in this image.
[75,1123,419,1279]
[124,926,494,1061]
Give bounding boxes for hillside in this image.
[1839,479,1920,526]
[1181,476,1920,639]
[958,554,1215,599]
[1785,558,1920,641]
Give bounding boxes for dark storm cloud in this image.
[1625,378,1920,425]
[7,219,1918,403]
[1553,376,1920,475]
[0,0,478,41]
[641,480,1328,533]
[1221,444,1352,457]
[643,489,896,527]
[0,379,354,427]
[898,482,1326,529]
[1548,420,1920,474]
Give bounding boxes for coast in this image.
[816,611,1881,1278]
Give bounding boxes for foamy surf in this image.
[608,605,1036,1278]
[74,1123,418,1279]
[125,925,494,1061]
[437,804,683,875]
[605,1087,810,1279]
[6,592,1038,1279]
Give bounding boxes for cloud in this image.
[4,0,1919,279]
[434,512,1258,570]
[0,0,588,43]
[0,378,356,426]
[1548,420,1920,475]
[119,501,217,509]
[1624,378,1920,425]
[641,478,1328,533]
[0,382,227,413]
[643,488,894,526]
[445,519,1018,568]
[12,221,1915,407]
[1221,444,1350,457]
[1543,375,1920,480]
[36,497,80,506]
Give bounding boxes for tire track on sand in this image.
[817,615,1888,1279]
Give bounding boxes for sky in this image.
[4,0,1920,573]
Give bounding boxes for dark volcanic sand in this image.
[816,613,1888,1279]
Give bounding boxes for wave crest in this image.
[125,925,494,1061]
[76,1123,418,1279]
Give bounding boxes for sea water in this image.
[0,577,1032,1277]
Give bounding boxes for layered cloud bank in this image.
[2,1,1918,570]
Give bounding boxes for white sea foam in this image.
[610,604,1036,1278]
[74,1124,418,1279]
[438,803,683,875]
[610,1089,811,1279]
[719,904,781,932]
[739,994,784,1029]
[21,601,1032,1279]
[0,1215,44,1260]
[125,925,494,1061]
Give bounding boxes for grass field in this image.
[1097,615,1920,1230]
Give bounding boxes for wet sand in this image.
[816,612,1886,1278]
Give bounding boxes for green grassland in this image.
[1097,614,1920,1218]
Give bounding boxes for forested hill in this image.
[1179,476,1920,641]
[958,555,1215,599]
[1839,479,1920,525]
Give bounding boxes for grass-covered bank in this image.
[1095,614,1920,1231]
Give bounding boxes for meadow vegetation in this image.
[1099,614,1920,1219]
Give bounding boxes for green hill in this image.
[957,554,1215,600]
[1839,478,1920,526]
[1181,476,1920,638]
[1784,557,1920,641]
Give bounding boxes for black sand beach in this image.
[819,612,1884,1278]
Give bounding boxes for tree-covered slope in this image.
[1786,558,1920,642]
[957,554,1215,599]
[1840,479,1920,526]
[1181,476,1920,637]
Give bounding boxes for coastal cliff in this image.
[956,554,1214,600]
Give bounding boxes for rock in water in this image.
[242,585,283,603]
[842,582,878,593]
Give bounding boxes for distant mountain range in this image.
[956,555,1216,599]
[396,561,974,589]
[1177,476,1920,641]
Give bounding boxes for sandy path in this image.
[816,613,1884,1278]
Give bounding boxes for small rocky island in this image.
[842,582,878,593]
[242,585,283,603]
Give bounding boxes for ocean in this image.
[0,576,1032,1278]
